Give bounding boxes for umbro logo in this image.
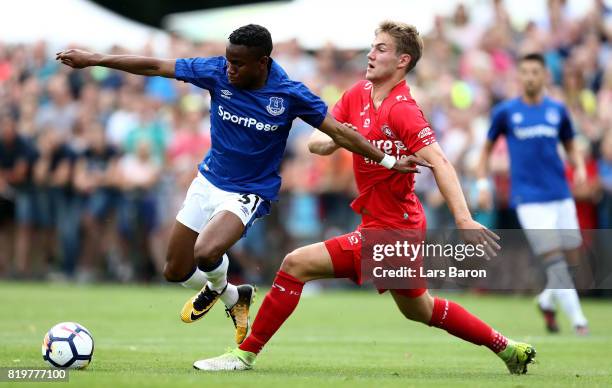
[240,206,249,217]
[220,89,232,99]
[512,112,523,124]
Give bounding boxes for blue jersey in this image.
[487,97,574,207]
[175,56,327,200]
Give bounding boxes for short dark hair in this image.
[520,53,546,67]
[228,24,273,58]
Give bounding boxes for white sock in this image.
[180,268,207,291]
[555,288,588,327]
[203,254,229,291]
[220,284,239,308]
[537,289,555,311]
[202,254,239,307]
[544,256,574,289]
[544,256,588,327]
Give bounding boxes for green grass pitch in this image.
[1,282,611,387]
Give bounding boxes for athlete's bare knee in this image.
[163,261,188,282]
[164,246,193,282]
[541,249,563,262]
[394,291,434,324]
[280,249,309,281]
[193,241,225,268]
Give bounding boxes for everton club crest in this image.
[266,96,285,116]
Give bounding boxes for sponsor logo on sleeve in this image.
[347,231,363,245]
[418,127,433,139]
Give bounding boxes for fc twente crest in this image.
[381,124,396,139]
[266,96,285,116]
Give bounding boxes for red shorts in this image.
[324,230,427,298]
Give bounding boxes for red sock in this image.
[239,271,304,354]
[428,297,508,353]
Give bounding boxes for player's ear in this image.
[398,54,411,71]
[258,55,270,68]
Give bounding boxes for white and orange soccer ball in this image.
[42,322,94,369]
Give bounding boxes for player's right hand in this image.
[56,49,96,69]
[457,219,500,259]
[393,155,433,174]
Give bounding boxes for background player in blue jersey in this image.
[56,24,427,344]
[477,53,588,335]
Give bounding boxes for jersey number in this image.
[239,194,261,212]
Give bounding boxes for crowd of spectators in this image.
[0,0,611,284]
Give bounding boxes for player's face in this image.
[518,60,546,97]
[366,33,407,82]
[225,44,269,89]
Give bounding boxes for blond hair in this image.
[376,21,423,73]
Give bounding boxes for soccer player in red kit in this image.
[194,21,536,374]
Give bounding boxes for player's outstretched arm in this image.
[317,115,385,161]
[416,142,500,255]
[307,130,340,155]
[56,49,175,78]
[316,115,431,173]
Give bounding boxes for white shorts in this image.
[176,173,270,234]
[516,198,583,255]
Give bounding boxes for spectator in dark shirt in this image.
[0,110,34,277]
[33,127,80,277]
[74,122,120,281]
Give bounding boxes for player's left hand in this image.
[393,155,433,174]
[56,49,96,69]
[457,219,500,259]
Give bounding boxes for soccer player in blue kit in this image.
[477,53,588,335]
[57,24,427,344]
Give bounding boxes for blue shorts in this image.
[84,189,121,221]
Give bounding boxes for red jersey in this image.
[332,80,436,229]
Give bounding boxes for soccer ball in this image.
[41,322,94,369]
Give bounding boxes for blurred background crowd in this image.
[0,0,611,284]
